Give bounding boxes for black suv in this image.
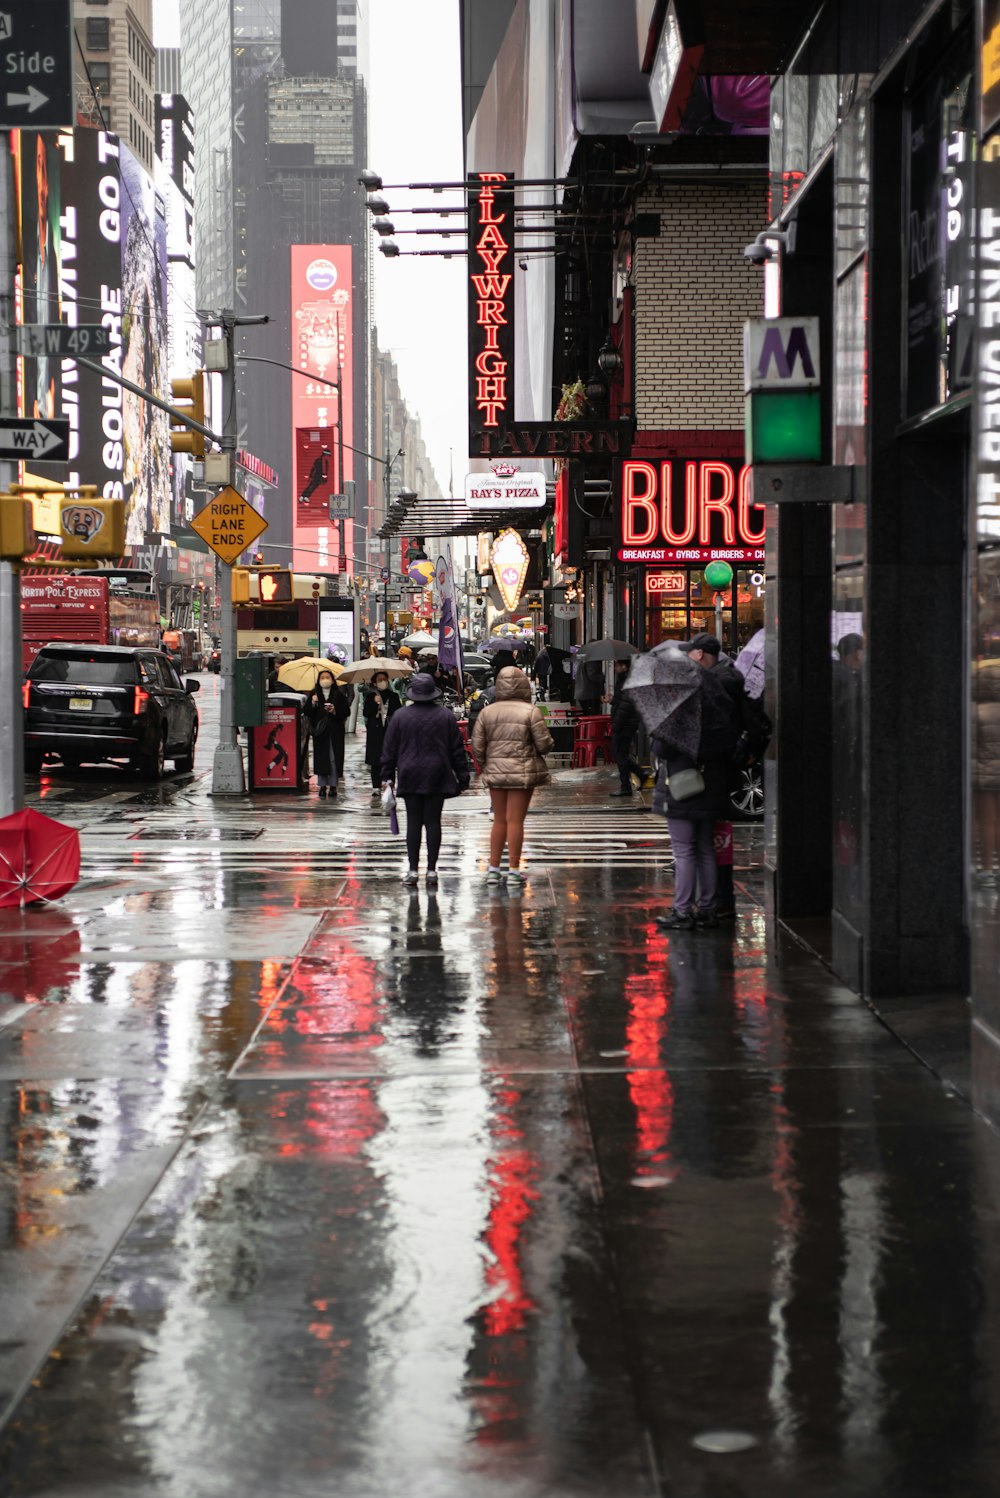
[24,645,200,779]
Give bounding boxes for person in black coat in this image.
[380,673,470,887]
[608,657,641,797]
[362,670,401,799]
[651,666,737,931]
[307,668,350,798]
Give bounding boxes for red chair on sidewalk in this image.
[572,715,613,768]
[458,719,481,774]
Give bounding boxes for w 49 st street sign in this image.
[18,324,112,358]
[0,418,69,462]
[0,0,74,130]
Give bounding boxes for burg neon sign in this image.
[616,457,766,564]
[468,172,515,448]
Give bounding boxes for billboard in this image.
[19,128,171,545]
[290,245,352,575]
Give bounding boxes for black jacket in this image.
[611,674,639,740]
[651,669,738,820]
[362,685,400,766]
[308,685,350,778]
[380,703,470,797]
[713,656,771,759]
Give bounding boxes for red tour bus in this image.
[20,574,160,672]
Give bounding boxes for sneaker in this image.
[655,909,695,931]
[694,909,720,929]
[506,869,527,890]
[609,788,633,798]
[426,871,438,888]
[402,870,419,887]
[486,868,503,886]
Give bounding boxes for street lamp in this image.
[382,488,419,638]
[378,239,401,258]
[360,169,383,190]
[366,194,390,215]
[372,216,396,235]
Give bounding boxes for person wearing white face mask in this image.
[362,671,401,803]
[307,669,349,798]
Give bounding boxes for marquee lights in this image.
[468,172,515,449]
[490,528,530,613]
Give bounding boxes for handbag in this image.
[666,765,705,801]
[381,783,399,835]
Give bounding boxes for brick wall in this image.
[633,181,766,431]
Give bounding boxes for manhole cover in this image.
[129,827,264,840]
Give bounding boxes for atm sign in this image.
[646,572,686,596]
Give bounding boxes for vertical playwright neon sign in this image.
[468,172,515,450]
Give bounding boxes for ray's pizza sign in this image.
[616,455,766,564]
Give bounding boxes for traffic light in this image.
[257,568,293,604]
[0,495,36,559]
[58,498,125,558]
[170,372,206,458]
[232,568,250,604]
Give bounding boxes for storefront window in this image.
[642,569,765,652]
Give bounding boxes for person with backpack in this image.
[651,659,738,930]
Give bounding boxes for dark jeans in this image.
[667,815,717,915]
[612,731,640,791]
[403,793,445,872]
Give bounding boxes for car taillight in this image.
[133,686,150,714]
[22,683,29,708]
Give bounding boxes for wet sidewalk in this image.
[1,750,998,1496]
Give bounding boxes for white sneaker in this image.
[506,869,527,890]
[486,868,503,886]
[402,870,419,887]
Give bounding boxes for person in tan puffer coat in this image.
[471,666,555,888]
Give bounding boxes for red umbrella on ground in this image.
[0,808,81,909]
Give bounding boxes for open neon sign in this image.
[616,458,766,563]
[468,172,515,446]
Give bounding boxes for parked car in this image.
[730,761,764,820]
[23,644,200,779]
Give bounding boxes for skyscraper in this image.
[178,0,371,567]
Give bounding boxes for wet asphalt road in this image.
[0,675,997,1496]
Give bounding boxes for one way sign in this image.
[0,0,74,131]
[0,418,70,461]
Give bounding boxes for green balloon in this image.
[704,561,734,589]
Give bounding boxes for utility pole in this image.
[0,135,20,816]
[210,308,268,796]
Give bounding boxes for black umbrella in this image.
[623,647,702,758]
[576,638,641,663]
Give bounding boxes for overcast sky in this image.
[154,0,468,498]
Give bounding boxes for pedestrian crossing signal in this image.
[258,568,293,604]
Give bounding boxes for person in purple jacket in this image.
[380,673,471,888]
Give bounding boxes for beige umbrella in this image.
[276,657,344,692]
[337,657,413,684]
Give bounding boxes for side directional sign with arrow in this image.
[0,419,70,462]
[0,0,74,131]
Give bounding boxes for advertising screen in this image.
[290,245,352,575]
[21,129,171,546]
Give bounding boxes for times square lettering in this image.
[470,174,512,429]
